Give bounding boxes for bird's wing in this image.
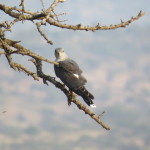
[55,59,87,88]
[59,59,82,75]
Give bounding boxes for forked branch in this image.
[0,3,145,43]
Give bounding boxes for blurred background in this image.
[0,0,150,150]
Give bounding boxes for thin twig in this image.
[36,23,53,45]
[19,0,25,15]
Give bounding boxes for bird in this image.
[54,48,96,108]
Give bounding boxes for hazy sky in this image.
[1,1,150,150]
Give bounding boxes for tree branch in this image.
[0,38,58,65]
[0,3,145,32]
[36,23,53,45]
[14,62,39,81]
[47,10,145,31]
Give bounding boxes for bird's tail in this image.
[74,86,96,108]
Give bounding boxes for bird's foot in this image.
[67,91,77,106]
[67,98,72,106]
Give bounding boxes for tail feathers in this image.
[74,86,96,107]
[82,95,96,108]
[78,86,94,99]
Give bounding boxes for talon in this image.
[67,90,76,106]
[69,90,77,99]
[68,99,71,106]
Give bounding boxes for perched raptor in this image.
[54,48,96,108]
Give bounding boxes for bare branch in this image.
[47,10,145,31]
[0,4,145,32]
[19,0,25,14]
[0,38,58,65]
[36,23,53,45]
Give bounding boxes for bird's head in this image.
[55,48,68,61]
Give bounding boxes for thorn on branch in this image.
[120,19,124,24]
[42,78,49,85]
[28,58,36,65]
[98,111,105,119]
[96,23,100,27]
[77,24,82,28]
[138,10,145,17]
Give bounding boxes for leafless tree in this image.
[0,0,145,130]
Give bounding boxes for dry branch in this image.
[0,3,145,45]
[0,3,145,33]
[47,11,145,31]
